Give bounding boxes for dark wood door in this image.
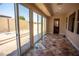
[54,18,60,34]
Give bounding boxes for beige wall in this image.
[9,18,15,31]
[66,9,79,50]
[47,9,79,50]
[0,17,9,32]
[19,19,29,30]
[47,17,53,34]
[47,15,66,35]
[46,5,79,51]
[0,17,29,32]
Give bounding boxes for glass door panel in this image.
[0,3,17,56]
[38,15,41,39]
[33,12,38,43]
[18,4,30,54]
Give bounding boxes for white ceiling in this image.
[35,3,79,17]
[52,3,79,16]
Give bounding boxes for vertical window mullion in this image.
[14,3,21,56]
[37,15,39,39]
[29,10,34,48]
[41,16,43,37]
[45,18,47,34]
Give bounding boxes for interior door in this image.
[54,18,60,34]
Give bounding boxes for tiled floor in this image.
[24,34,79,56]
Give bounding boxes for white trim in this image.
[14,3,21,56]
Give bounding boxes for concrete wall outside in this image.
[0,17,29,33]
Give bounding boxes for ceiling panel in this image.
[51,3,79,15]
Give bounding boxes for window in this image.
[33,13,42,43]
[18,4,30,54]
[77,10,79,21]
[0,3,17,55]
[33,12,38,43]
[68,12,75,32]
[77,23,79,34]
[77,10,79,34]
[38,15,42,39]
[0,3,47,56]
[66,17,68,29]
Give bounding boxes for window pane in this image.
[77,23,79,34]
[0,3,17,55]
[33,12,38,43]
[38,15,41,39]
[77,10,79,21]
[18,4,30,54]
[68,12,75,32]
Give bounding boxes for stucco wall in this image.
[0,17,29,32]
[0,17,9,32]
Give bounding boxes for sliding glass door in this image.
[0,3,47,56]
[33,12,39,43]
[18,4,30,54]
[0,3,17,55]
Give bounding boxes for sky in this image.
[0,3,15,18]
[0,3,29,21]
[19,4,29,21]
[0,3,41,22]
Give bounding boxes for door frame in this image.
[53,18,60,34]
